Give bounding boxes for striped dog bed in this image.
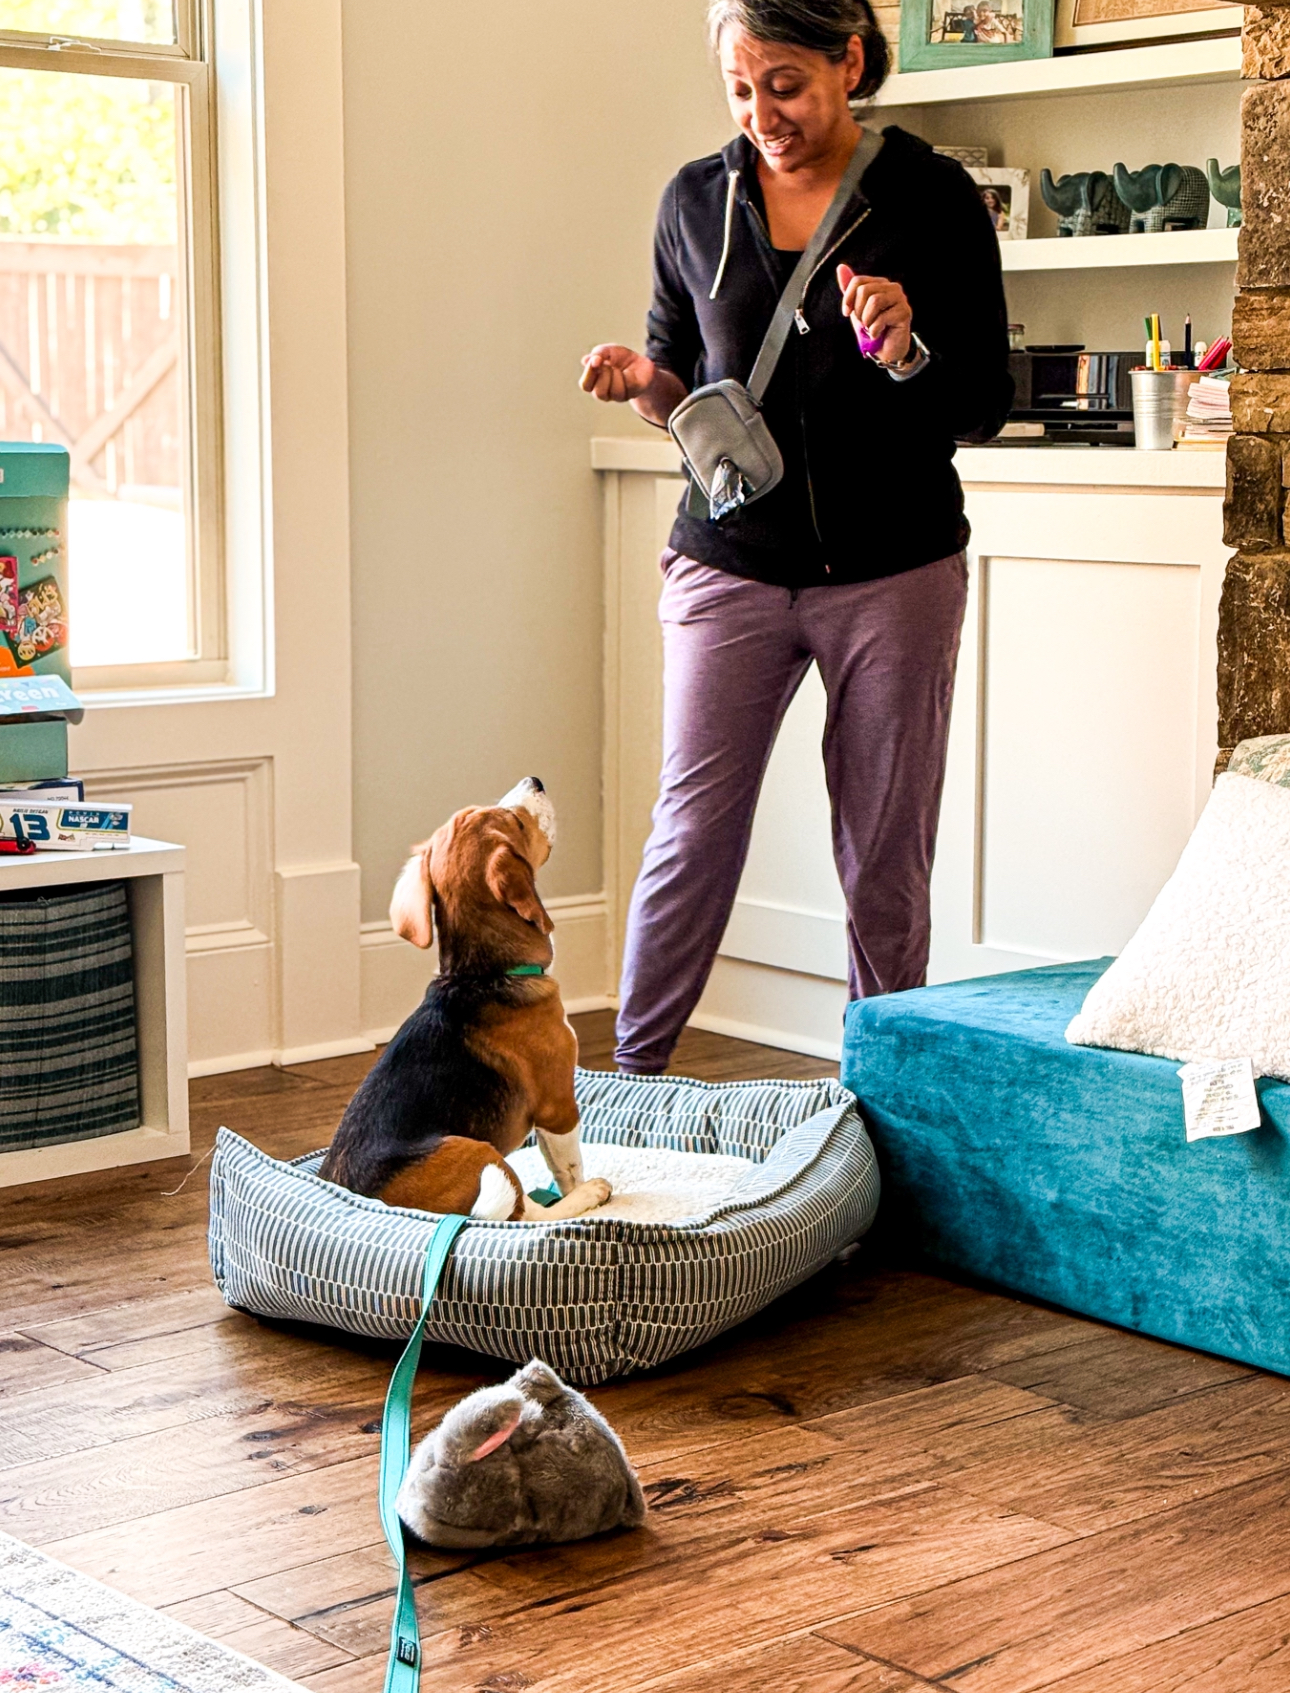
[208,1069,878,1385]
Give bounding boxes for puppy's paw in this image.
[531,1175,613,1221]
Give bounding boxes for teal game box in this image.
[0,443,78,783]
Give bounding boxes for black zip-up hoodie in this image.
[646,125,1014,588]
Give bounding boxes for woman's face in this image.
[718,26,863,173]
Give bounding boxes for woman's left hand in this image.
[837,264,912,366]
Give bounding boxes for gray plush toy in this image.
[396,1359,647,1548]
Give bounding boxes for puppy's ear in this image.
[390,841,434,948]
[485,842,553,934]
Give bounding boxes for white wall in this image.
[340,0,730,946]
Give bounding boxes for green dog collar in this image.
[506,964,547,977]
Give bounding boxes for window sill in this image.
[73,660,270,709]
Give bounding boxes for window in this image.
[0,2,225,684]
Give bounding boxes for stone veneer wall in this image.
[1220,5,1290,766]
[874,3,901,69]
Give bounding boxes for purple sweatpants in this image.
[615,549,968,1074]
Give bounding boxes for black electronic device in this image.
[1001,347,1140,445]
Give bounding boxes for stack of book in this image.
[0,675,132,853]
[1179,375,1233,448]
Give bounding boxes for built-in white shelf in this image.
[955,442,1225,486]
[872,34,1240,107]
[590,435,1226,487]
[1000,226,1237,271]
[0,836,189,1188]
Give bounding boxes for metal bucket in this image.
[1131,369,1177,451]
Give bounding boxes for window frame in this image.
[0,1,232,691]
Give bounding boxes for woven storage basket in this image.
[208,1068,878,1385]
[0,880,140,1153]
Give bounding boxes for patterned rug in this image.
[0,1535,303,1692]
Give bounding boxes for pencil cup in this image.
[1131,369,1177,451]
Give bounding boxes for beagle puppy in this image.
[320,779,610,1222]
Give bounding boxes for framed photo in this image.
[969,167,1030,240]
[898,0,1053,70]
[1054,0,1239,50]
[935,145,990,167]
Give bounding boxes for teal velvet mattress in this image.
[842,961,1290,1376]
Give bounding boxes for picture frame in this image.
[969,166,1030,240]
[898,0,1053,71]
[1054,0,1240,50]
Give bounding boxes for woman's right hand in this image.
[579,344,656,403]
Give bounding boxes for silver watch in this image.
[871,331,930,383]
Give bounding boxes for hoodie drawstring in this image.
[709,169,739,301]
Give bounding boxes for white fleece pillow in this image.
[508,1141,755,1224]
[1066,772,1290,1080]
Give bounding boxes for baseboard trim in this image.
[192,1006,828,1072]
[188,1049,275,1079]
[362,995,614,1049]
[563,995,614,1016]
[358,895,611,1043]
[685,1010,841,1063]
[274,1035,376,1069]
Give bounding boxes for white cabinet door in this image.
[711,484,1225,1047]
[602,451,1227,1058]
[929,482,1224,986]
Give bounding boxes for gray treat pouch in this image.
[668,379,783,521]
[666,127,883,525]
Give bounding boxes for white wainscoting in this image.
[595,437,1228,1060]
[359,892,612,1046]
[274,860,368,1065]
[81,760,279,1074]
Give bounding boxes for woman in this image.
[581,0,1012,1074]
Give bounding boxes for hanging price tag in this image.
[1178,1059,1262,1143]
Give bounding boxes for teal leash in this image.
[379,1212,469,1693]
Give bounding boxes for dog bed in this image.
[207,1068,878,1386]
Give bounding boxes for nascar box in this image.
[0,791,131,851]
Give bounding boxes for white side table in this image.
[0,836,188,1188]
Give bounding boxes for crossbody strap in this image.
[380,1211,469,1693]
[746,127,885,406]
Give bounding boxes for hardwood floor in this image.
[2,1014,1287,1691]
